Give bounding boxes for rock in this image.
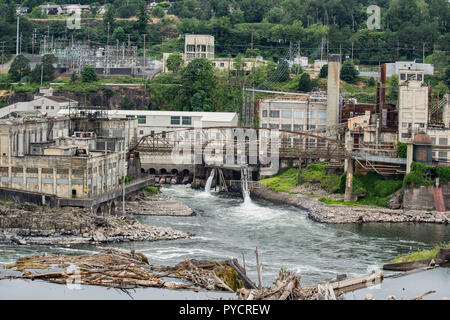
[388,295,396,300]
[365,293,374,300]
[11,237,27,245]
[387,191,403,210]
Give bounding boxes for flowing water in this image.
[0,184,449,298]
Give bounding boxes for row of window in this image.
[401,122,425,128]
[261,124,325,131]
[170,116,192,125]
[34,105,55,110]
[262,109,326,120]
[400,73,423,81]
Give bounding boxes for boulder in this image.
[388,191,403,210]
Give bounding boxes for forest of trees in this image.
[0,0,448,64]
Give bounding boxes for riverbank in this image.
[0,202,190,245]
[251,187,450,224]
[125,191,194,216]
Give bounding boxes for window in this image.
[139,130,144,135]
[182,117,192,125]
[170,116,180,125]
[262,110,267,118]
[417,74,423,81]
[34,105,41,110]
[269,110,280,118]
[281,124,292,130]
[400,73,406,81]
[318,111,326,119]
[294,111,304,119]
[309,111,316,119]
[431,137,436,145]
[187,45,195,52]
[293,124,303,132]
[269,123,279,129]
[262,123,267,128]
[212,62,216,66]
[220,63,224,67]
[439,138,448,145]
[281,110,292,118]
[137,115,146,124]
[438,152,447,159]
[402,133,412,138]
[402,122,409,128]
[309,125,316,129]
[416,123,425,128]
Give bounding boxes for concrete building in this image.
[398,70,429,143]
[259,92,328,133]
[184,34,215,62]
[39,4,63,15]
[58,109,239,137]
[211,57,266,72]
[1,96,79,118]
[385,61,434,78]
[0,115,138,202]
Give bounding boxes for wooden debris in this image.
[411,290,436,300]
[0,249,15,253]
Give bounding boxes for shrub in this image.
[436,167,450,183]
[143,186,158,194]
[402,162,433,188]
[397,142,407,158]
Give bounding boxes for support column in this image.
[406,143,413,174]
[344,158,354,202]
[297,157,303,186]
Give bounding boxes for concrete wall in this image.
[403,183,450,210]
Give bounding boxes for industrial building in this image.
[58,109,239,137]
[1,96,78,118]
[0,113,140,211]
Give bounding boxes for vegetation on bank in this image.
[392,242,450,263]
[403,162,450,188]
[261,164,404,207]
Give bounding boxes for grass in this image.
[392,243,450,263]
[260,168,298,192]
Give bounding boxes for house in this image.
[39,4,63,15]
[1,96,79,118]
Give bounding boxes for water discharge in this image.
[204,170,215,194]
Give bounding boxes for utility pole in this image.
[143,34,146,79]
[422,42,425,63]
[1,41,5,73]
[396,40,399,61]
[16,16,19,56]
[32,29,36,55]
[351,41,354,60]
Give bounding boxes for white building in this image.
[58,110,239,137]
[398,69,429,142]
[1,96,79,118]
[259,93,328,132]
[386,61,434,78]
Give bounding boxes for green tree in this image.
[70,72,78,83]
[152,6,165,19]
[30,7,45,18]
[298,73,312,92]
[136,2,149,32]
[103,5,116,33]
[182,58,216,111]
[29,55,57,84]
[8,54,30,82]
[120,96,135,110]
[112,26,126,43]
[340,60,359,84]
[81,66,98,83]
[319,64,328,78]
[166,52,184,73]
[269,60,290,83]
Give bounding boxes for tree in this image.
[298,73,312,92]
[136,2,149,32]
[166,52,184,73]
[120,96,135,110]
[152,6,165,19]
[340,60,359,84]
[103,5,116,33]
[319,64,328,78]
[112,26,126,43]
[70,72,78,83]
[367,77,376,87]
[29,55,57,84]
[81,66,98,82]
[182,58,216,111]
[269,60,290,83]
[30,7,45,18]
[8,55,30,82]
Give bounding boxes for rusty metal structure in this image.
[132,127,349,164]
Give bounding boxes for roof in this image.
[58,109,237,122]
[45,96,77,103]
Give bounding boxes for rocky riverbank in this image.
[0,202,190,246]
[125,191,194,216]
[251,187,450,224]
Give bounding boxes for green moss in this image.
[143,186,158,194]
[392,243,450,263]
[213,265,244,291]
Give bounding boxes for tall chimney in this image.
[327,54,341,129]
[381,63,386,109]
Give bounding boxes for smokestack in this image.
[381,63,386,109]
[327,54,341,129]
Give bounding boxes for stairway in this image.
[434,188,446,212]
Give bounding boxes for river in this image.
[0,184,449,298]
